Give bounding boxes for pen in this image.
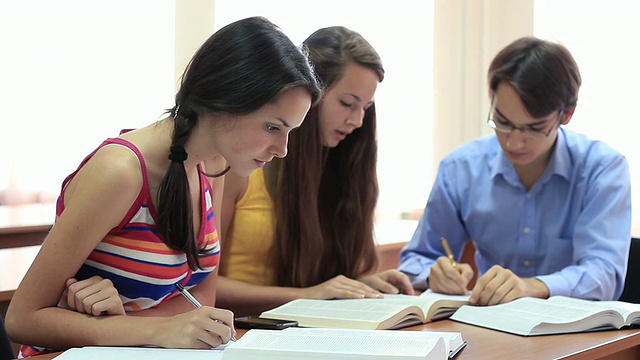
[175,282,202,307]
[440,237,457,268]
[175,282,236,342]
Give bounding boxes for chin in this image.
[324,139,340,148]
[230,166,254,178]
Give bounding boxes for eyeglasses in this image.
[487,102,564,140]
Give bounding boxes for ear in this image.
[561,106,576,125]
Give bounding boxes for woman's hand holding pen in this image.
[154,306,236,349]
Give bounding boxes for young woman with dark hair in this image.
[6,16,320,356]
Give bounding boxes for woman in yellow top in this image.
[217,26,414,316]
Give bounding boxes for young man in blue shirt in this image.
[398,37,631,305]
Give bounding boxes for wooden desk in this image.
[21,320,640,360]
[416,320,640,360]
[0,203,54,248]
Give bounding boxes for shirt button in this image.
[523,227,531,233]
[523,260,531,266]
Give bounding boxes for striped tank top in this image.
[19,136,220,357]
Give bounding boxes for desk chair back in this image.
[0,315,15,360]
[619,237,640,303]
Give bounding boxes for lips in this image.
[335,129,351,140]
[506,151,527,160]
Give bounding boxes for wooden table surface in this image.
[19,320,640,360]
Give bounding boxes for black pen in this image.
[175,282,236,342]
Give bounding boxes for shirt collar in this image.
[489,128,572,184]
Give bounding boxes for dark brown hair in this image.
[157,17,320,270]
[488,36,581,117]
[265,26,383,287]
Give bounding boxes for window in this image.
[534,0,640,234]
[213,1,435,220]
[0,0,175,203]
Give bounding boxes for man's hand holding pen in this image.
[427,238,474,296]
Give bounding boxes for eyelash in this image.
[265,124,280,132]
[341,100,371,112]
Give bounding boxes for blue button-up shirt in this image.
[398,128,631,300]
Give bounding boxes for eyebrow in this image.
[494,107,548,127]
[275,117,292,128]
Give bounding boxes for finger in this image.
[473,269,506,305]
[432,259,467,294]
[209,309,236,341]
[438,257,467,287]
[210,321,233,345]
[65,279,80,311]
[378,271,412,294]
[331,289,368,299]
[66,276,102,312]
[334,278,381,297]
[486,273,520,305]
[83,278,120,314]
[89,287,124,316]
[365,276,399,294]
[344,278,380,294]
[391,272,415,295]
[78,290,103,315]
[470,270,495,304]
[402,285,416,295]
[486,280,512,306]
[196,332,223,349]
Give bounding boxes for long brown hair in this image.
[265,26,383,287]
[157,17,320,270]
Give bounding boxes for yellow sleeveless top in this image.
[220,168,276,286]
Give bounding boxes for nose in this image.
[270,133,289,158]
[505,130,526,149]
[346,107,365,128]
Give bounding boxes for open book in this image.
[51,346,225,360]
[450,295,640,336]
[260,291,469,330]
[53,329,465,360]
[223,328,466,360]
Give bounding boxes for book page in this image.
[451,296,623,336]
[223,328,447,360]
[261,298,423,329]
[551,296,640,324]
[419,289,470,302]
[284,328,464,354]
[53,346,224,360]
[417,290,470,319]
